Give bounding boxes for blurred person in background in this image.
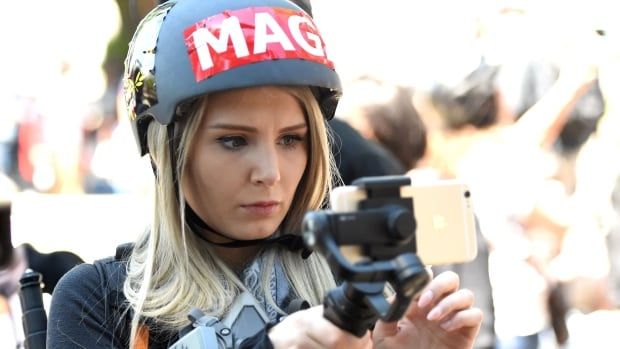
[549,43,620,315]
[3,0,122,194]
[593,44,620,308]
[524,29,620,348]
[420,40,598,348]
[47,0,482,348]
[476,2,620,344]
[491,43,617,319]
[337,76,427,171]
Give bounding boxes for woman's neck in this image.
[212,244,262,272]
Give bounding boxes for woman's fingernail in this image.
[427,308,441,321]
[418,290,434,308]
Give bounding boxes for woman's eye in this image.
[279,134,303,148]
[217,136,247,150]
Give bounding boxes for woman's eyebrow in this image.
[280,123,307,132]
[207,122,307,132]
[208,123,256,132]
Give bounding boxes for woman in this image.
[47,0,482,348]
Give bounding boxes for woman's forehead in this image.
[211,85,292,101]
[203,86,307,125]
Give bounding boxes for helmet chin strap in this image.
[167,123,312,259]
[185,205,312,259]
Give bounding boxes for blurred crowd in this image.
[2,0,620,348]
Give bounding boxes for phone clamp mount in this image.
[302,175,430,337]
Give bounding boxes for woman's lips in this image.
[241,201,280,216]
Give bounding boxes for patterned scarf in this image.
[239,251,292,321]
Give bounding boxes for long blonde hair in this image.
[123,86,338,346]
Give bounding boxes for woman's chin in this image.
[234,224,279,241]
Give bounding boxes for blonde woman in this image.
[47,0,482,348]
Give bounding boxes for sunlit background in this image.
[1,0,619,348]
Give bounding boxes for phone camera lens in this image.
[464,190,471,198]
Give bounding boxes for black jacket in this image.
[47,245,273,349]
[328,118,405,185]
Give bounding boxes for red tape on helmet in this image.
[184,7,335,82]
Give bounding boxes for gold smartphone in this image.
[329,179,477,266]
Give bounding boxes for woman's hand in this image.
[372,271,482,349]
[269,305,373,349]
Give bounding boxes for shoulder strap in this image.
[115,242,135,261]
[134,324,150,349]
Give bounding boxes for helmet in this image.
[123,0,342,156]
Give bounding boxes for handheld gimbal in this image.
[302,175,430,337]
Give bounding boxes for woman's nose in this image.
[250,145,280,186]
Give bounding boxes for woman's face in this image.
[183,86,308,242]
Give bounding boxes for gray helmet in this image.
[124,0,342,156]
